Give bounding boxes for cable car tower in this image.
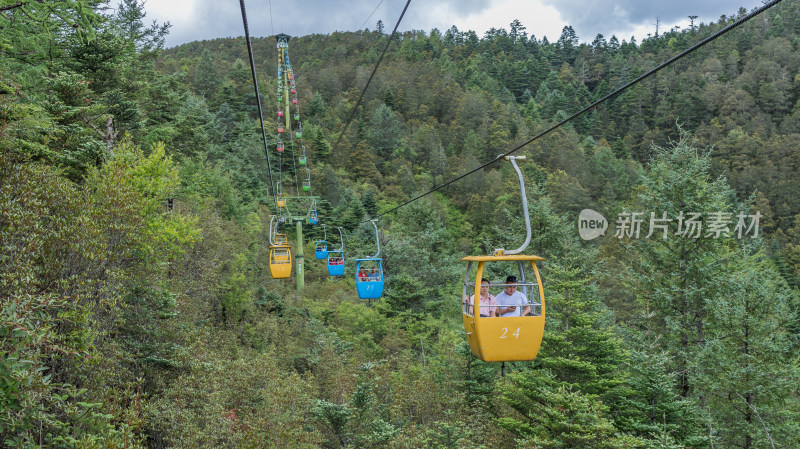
[272,33,320,291]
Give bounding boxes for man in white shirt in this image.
[496,275,530,317]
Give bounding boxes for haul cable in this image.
[330,0,412,156]
[239,0,278,212]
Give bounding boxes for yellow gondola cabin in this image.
[461,254,545,362]
[461,155,546,365]
[269,245,292,279]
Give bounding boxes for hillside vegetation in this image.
[1,0,799,447]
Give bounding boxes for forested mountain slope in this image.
[159,4,800,278]
[1,0,799,447]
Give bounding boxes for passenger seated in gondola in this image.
[358,267,368,281]
[464,278,498,317]
[369,267,380,281]
[497,275,531,317]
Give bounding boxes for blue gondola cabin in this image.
[355,258,383,299]
[315,241,327,259]
[327,251,345,276]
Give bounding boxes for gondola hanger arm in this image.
[495,156,531,256]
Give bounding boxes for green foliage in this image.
[122,286,181,370]
[538,233,627,401]
[694,247,800,448]
[87,136,199,263]
[254,285,285,315]
[499,370,643,448]
[0,147,184,445]
[312,366,401,448]
[5,2,800,446]
[193,48,219,98]
[617,347,708,448]
[630,134,738,397]
[0,80,54,159]
[424,414,480,449]
[0,1,101,76]
[367,103,405,162]
[42,71,108,179]
[361,190,378,218]
[178,157,248,220]
[148,349,322,447]
[457,342,498,406]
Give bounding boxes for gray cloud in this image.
[539,0,763,39]
[156,0,482,47]
[150,0,766,48]
[153,0,493,47]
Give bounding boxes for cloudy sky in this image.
[141,0,766,48]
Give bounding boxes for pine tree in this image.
[366,104,403,161]
[361,191,377,218]
[618,343,708,447]
[194,48,219,99]
[383,87,396,110]
[347,141,380,183]
[214,102,237,143]
[312,128,332,160]
[695,247,800,448]
[537,234,627,403]
[631,134,736,398]
[310,92,327,117]
[171,93,213,159]
[520,88,532,104]
[498,370,642,448]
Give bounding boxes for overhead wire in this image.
[359,0,385,31]
[351,0,785,225]
[330,0,412,157]
[238,0,278,213]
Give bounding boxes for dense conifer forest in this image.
[2,0,800,447]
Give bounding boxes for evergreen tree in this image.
[311,365,400,448]
[171,93,214,159]
[695,247,800,448]
[112,0,170,53]
[618,342,708,447]
[537,233,627,403]
[384,87,396,109]
[194,48,219,99]
[631,135,736,398]
[347,140,380,183]
[310,92,327,117]
[311,127,332,160]
[498,370,642,448]
[214,102,237,143]
[334,189,366,231]
[366,104,403,161]
[361,190,377,218]
[520,88,532,104]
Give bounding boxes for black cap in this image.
[505,275,517,283]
